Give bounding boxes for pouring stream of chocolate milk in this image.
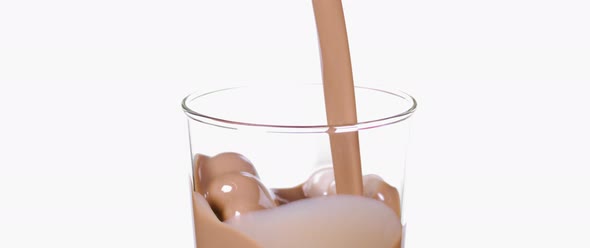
[312,0,364,195]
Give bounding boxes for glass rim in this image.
[182,84,417,133]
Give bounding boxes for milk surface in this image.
[225,195,402,248]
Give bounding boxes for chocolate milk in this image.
[225,195,401,248]
[190,0,402,247]
[191,153,403,248]
[312,0,365,196]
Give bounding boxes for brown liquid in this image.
[194,153,260,194]
[191,153,402,248]
[191,153,266,247]
[194,153,277,222]
[191,191,261,248]
[191,1,396,247]
[312,0,364,196]
[275,169,401,218]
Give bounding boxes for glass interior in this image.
[183,84,416,133]
[183,84,417,231]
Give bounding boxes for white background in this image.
[1,0,589,247]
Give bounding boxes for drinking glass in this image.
[183,84,417,248]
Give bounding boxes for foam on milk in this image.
[191,152,403,248]
[225,195,402,248]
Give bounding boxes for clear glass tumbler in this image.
[183,84,416,248]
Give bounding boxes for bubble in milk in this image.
[195,152,259,194]
[300,167,401,216]
[205,171,276,221]
[362,174,401,217]
[302,167,335,198]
